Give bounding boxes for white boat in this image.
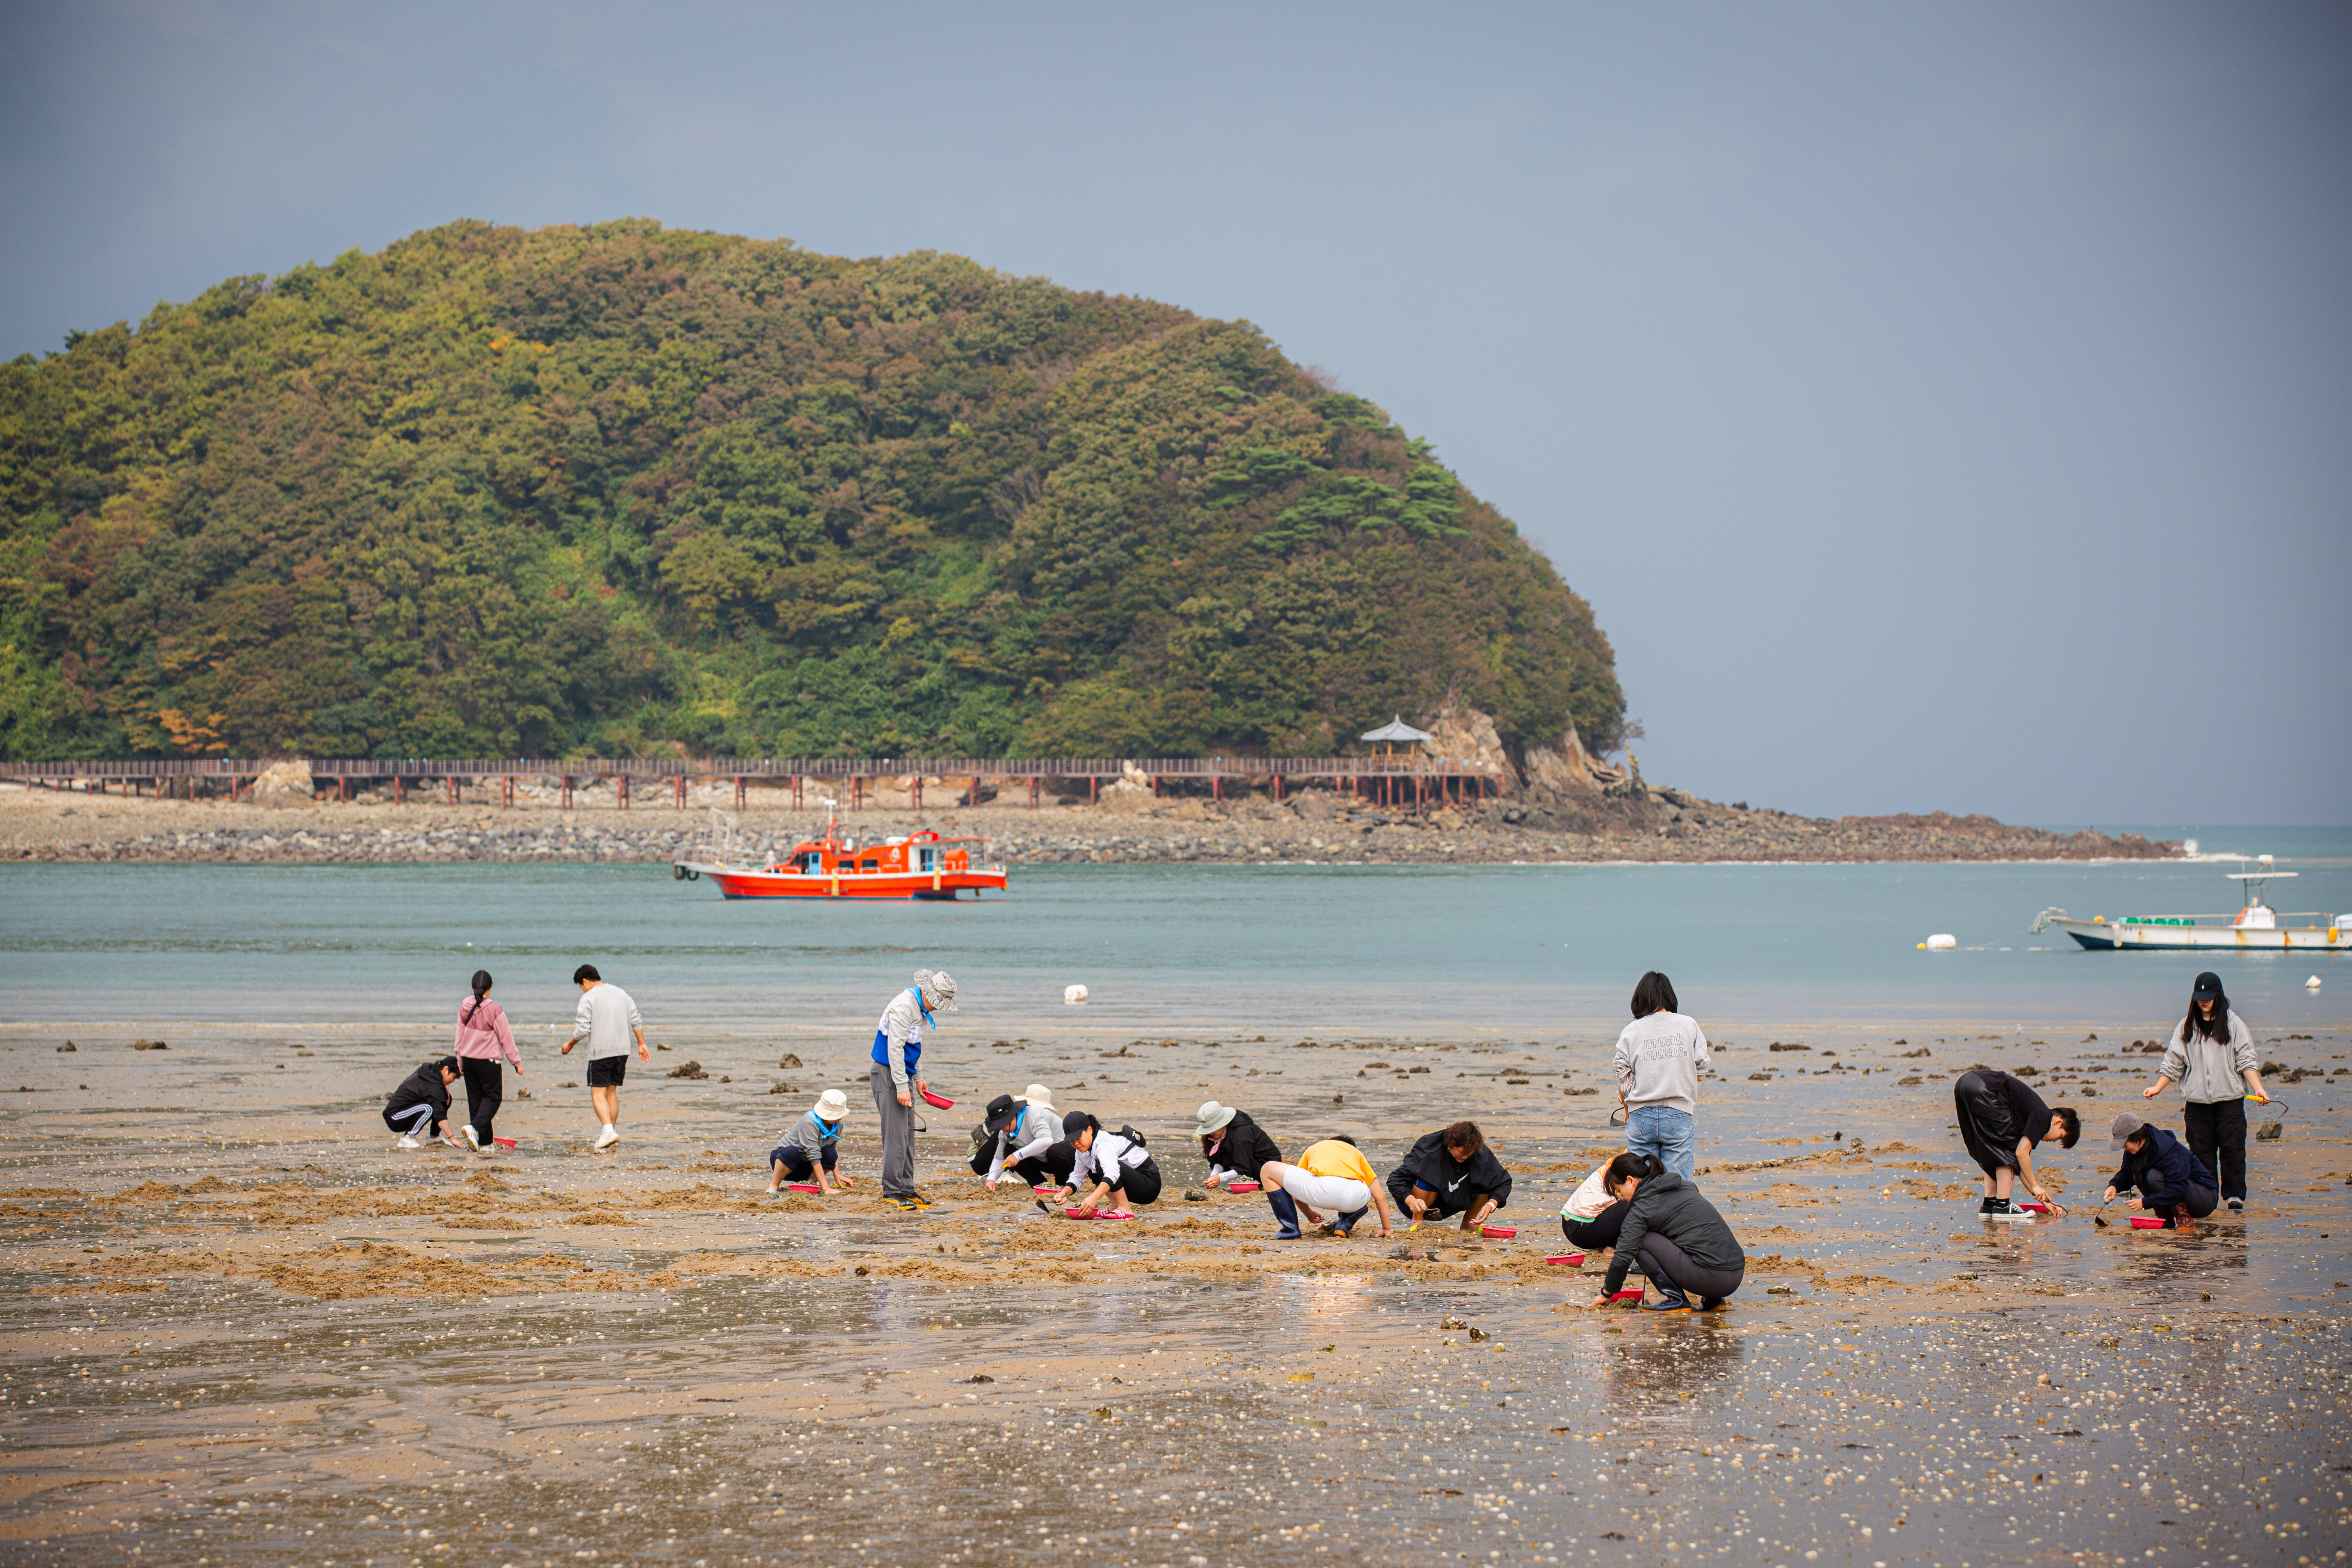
[2034,859,2347,952]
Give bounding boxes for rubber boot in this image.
[1640,1275,1692,1313]
[1269,1189,1302,1240]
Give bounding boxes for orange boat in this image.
[671,804,1006,901]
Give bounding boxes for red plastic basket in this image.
[2129,1215,2166,1229]
[1610,1288,1645,1304]
[788,1182,822,1194]
[920,1089,955,1109]
[1226,1180,1261,1193]
[1481,1224,1518,1239]
[1546,1252,1588,1267]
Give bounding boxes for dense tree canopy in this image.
[0,220,1624,762]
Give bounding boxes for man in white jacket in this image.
[870,969,955,1212]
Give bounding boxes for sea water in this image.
[2,825,2344,1040]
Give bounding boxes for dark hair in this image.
[436,1054,460,1075]
[1630,971,1679,1019]
[1441,1120,1483,1157]
[2050,1107,2081,1149]
[1331,1134,1359,1147]
[462,969,493,1024]
[1605,1150,1664,1188]
[2183,987,2231,1043]
[573,963,601,985]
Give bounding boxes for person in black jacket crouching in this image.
[2102,1113,2218,1232]
[1586,1153,1746,1314]
[1196,1101,1296,1236]
[1384,1121,1513,1232]
[384,1056,463,1149]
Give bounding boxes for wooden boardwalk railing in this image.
[0,755,1501,811]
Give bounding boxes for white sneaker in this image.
[396,1135,422,1150]
[593,1126,620,1150]
[462,1126,481,1151]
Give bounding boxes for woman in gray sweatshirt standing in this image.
[2142,971,2268,1213]
[1612,971,1710,1180]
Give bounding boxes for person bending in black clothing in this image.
[1385,1120,1513,1232]
[1953,1068,2080,1216]
[384,1056,463,1149]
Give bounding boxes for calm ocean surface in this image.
[3,825,2345,1042]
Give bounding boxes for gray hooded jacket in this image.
[2158,1010,2258,1105]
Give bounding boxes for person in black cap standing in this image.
[2141,971,2267,1213]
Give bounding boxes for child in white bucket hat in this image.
[768,1089,856,1196]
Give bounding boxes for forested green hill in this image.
[0,220,1624,762]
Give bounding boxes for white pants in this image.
[1267,1163,1370,1214]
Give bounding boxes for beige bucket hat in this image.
[813,1089,851,1121]
[1016,1083,1056,1112]
[1195,1100,1238,1137]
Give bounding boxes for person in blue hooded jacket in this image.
[2102,1112,2218,1229]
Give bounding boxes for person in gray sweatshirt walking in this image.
[870,969,955,1212]
[558,964,647,1151]
[1612,971,1710,1179]
[2141,971,2269,1213]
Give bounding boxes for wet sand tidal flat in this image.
[2,1007,2348,1568]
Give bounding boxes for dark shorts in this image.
[586,1056,628,1088]
[771,1145,837,1176]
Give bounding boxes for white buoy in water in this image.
[2308,975,2323,991]
[1064,983,1089,1004]
[1919,933,1958,951]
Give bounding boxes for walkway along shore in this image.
[0,782,2176,864]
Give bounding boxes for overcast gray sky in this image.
[3,2,2345,825]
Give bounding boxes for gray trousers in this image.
[869,1062,918,1199]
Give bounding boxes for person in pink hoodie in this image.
[452,969,521,1153]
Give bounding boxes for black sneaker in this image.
[2225,1197,2243,1213]
[1979,1196,2011,1216]
[1698,1296,1728,1312]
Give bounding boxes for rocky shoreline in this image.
[0,785,2177,865]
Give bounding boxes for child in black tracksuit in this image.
[384,1057,461,1147]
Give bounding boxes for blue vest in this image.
[871,988,933,1074]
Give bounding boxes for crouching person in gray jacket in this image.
[1586,1153,1746,1315]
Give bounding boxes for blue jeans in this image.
[1626,1105,1695,1180]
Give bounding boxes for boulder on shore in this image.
[248,759,314,807]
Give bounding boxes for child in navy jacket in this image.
[2103,1113,2218,1228]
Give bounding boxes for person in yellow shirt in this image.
[1258,1136,1396,1238]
